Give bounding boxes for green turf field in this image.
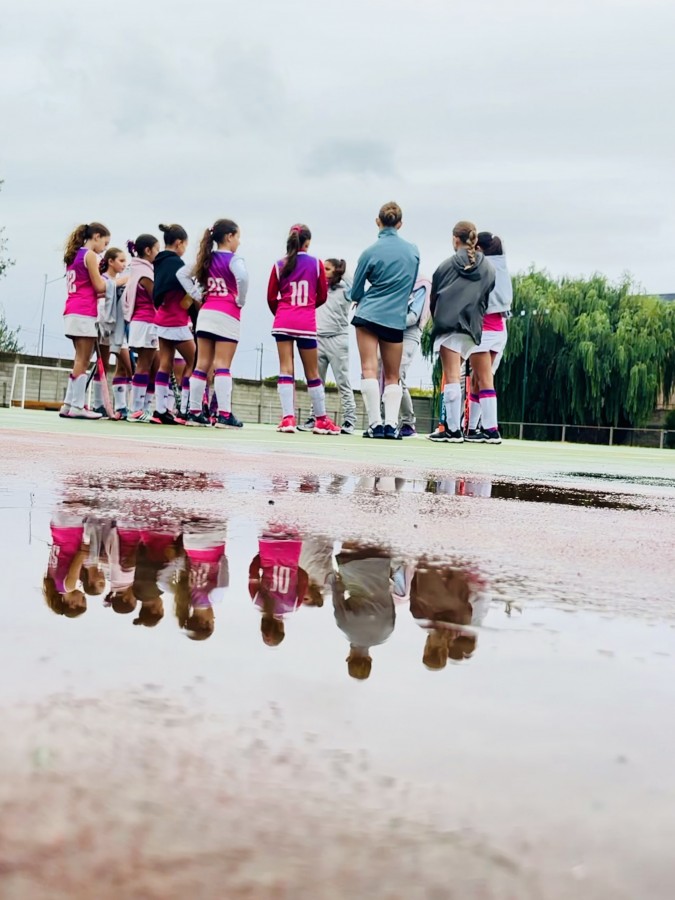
[1,407,673,485]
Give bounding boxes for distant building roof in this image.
[659,293,675,302]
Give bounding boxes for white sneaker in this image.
[59,404,71,417]
[68,407,103,420]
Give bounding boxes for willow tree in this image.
[421,270,675,428]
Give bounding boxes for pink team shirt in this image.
[202,252,241,320]
[483,312,505,332]
[269,253,325,338]
[256,538,303,614]
[186,543,225,608]
[154,289,190,328]
[64,247,97,318]
[48,525,84,593]
[132,282,155,323]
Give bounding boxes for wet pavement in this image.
[2,418,675,898]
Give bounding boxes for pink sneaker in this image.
[313,415,341,435]
[277,415,297,433]
[67,407,103,420]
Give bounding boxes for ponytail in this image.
[326,257,347,289]
[159,223,188,246]
[281,223,311,279]
[452,221,478,269]
[100,247,123,275]
[63,222,110,266]
[193,218,239,288]
[127,234,158,261]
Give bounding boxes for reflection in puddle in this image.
[42,494,497,679]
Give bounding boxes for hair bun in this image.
[158,224,168,233]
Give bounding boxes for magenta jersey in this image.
[257,538,303,614]
[64,248,97,317]
[48,525,84,593]
[141,530,179,563]
[154,289,189,328]
[202,252,241,320]
[272,253,321,337]
[132,281,155,323]
[187,543,225,608]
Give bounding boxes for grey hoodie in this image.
[317,277,352,337]
[485,255,513,315]
[430,249,496,345]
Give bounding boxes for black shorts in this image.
[352,316,404,344]
[273,334,318,350]
[195,331,238,343]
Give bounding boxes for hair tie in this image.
[290,224,303,234]
[209,228,214,237]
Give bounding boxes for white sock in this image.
[308,379,326,418]
[113,378,127,412]
[360,378,381,427]
[180,378,190,414]
[155,374,171,414]
[64,376,75,407]
[278,377,295,417]
[72,373,87,410]
[189,370,208,413]
[131,376,148,412]
[382,383,403,428]
[215,369,232,414]
[468,394,481,430]
[443,383,462,433]
[92,377,103,410]
[166,389,175,413]
[144,389,155,413]
[479,390,498,431]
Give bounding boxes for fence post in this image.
[609,427,614,446]
[561,425,566,443]
[519,423,524,441]
[660,430,665,450]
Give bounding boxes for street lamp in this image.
[37,273,64,356]
[520,308,549,424]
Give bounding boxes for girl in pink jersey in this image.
[174,531,228,640]
[151,223,203,425]
[60,222,111,419]
[267,224,340,435]
[248,528,309,647]
[123,234,161,423]
[187,218,248,428]
[96,247,129,419]
[43,517,88,617]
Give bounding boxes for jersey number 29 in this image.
[207,277,228,297]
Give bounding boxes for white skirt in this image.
[156,325,194,343]
[64,314,97,339]
[195,308,240,342]
[128,321,158,350]
[434,328,507,360]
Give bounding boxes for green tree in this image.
[0,179,21,352]
[421,270,675,428]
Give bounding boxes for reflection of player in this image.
[331,543,397,680]
[174,531,228,640]
[44,515,89,618]
[249,530,308,647]
[410,561,488,669]
[105,524,142,615]
[299,536,334,607]
[132,529,182,627]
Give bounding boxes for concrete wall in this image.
[0,352,437,431]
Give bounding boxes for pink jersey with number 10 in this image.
[64,247,97,317]
[272,253,322,338]
[202,251,241,320]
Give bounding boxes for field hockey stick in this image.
[92,338,115,418]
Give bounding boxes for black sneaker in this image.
[384,425,402,440]
[150,410,178,426]
[185,411,211,427]
[446,429,464,443]
[427,428,450,443]
[340,421,355,435]
[363,424,385,439]
[483,428,502,445]
[93,405,109,419]
[465,428,487,443]
[297,417,315,432]
[214,412,243,429]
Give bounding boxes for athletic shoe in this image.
[465,428,487,443]
[340,421,355,435]
[151,410,178,426]
[426,426,445,440]
[58,404,71,417]
[214,412,244,429]
[399,424,417,438]
[313,415,341,435]
[114,408,128,421]
[185,411,211,427]
[67,407,103,420]
[384,425,402,440]
[174,411,187,425]
[427,423,463,443]
[277,415,297,433]
[445,429,465,443]
[93,405,109,419]
[483,428,502,445]
[127,410,152,423]
[297,417,315,432]
[363,424,385,439]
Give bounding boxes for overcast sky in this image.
[0,0,673,384]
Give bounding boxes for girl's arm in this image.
[346,252,369,303]
[316,260,328,308]
[176,266,203,302]
[139,276,154,302]
[85,249,107,295]
[430,270,439,318]
[267,267,280,314]
[232,255,249,308]
[63,544,89,593]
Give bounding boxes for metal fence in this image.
[501,421,675,450]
